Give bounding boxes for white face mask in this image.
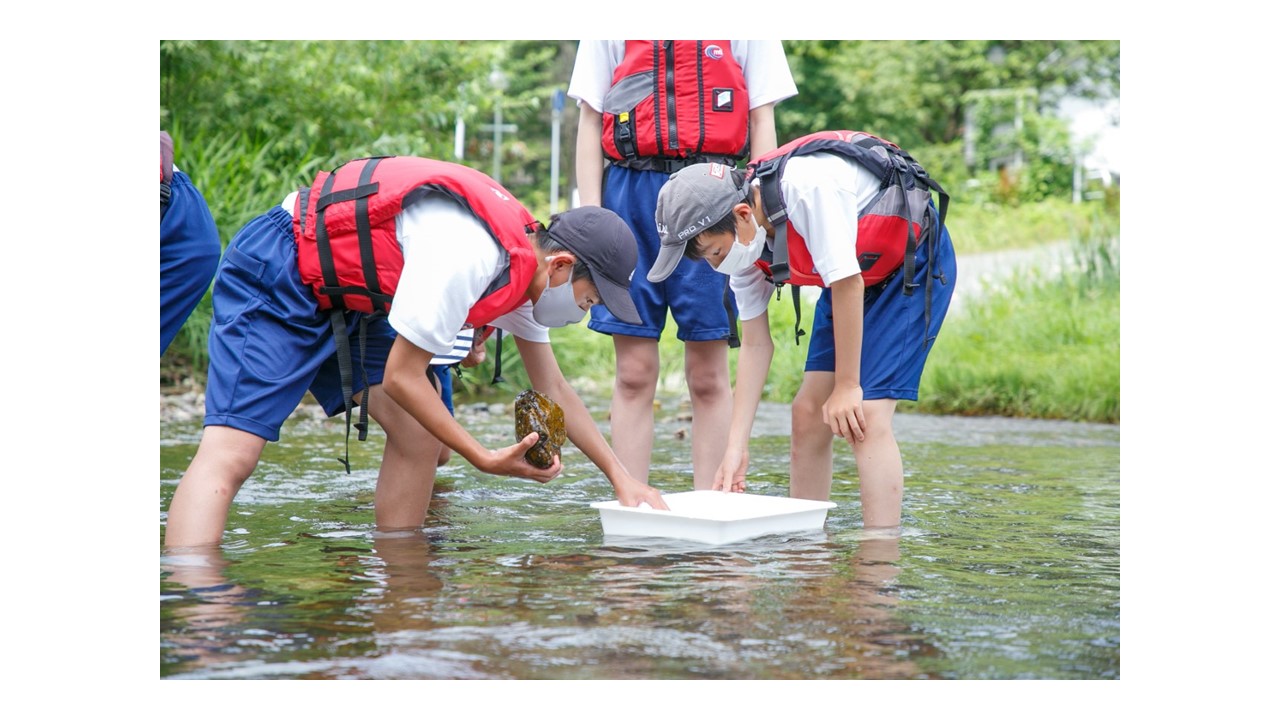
[532,264,587,327]
[713,217,767,276]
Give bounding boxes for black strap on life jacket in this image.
[752,160,789,283]
[898,169,920,299]
[721,278,740,349]
[769,225,805,347]
[613,111,640,163]
[327,310,355,473]
[311,157,395,473]
[611,154,740,174]
[491,328,506,385]
[920,201,948,349]
[752,162,805,346]
[752,230,806,348]
[891,159,951,349]
[160,181,172,221]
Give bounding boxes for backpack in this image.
[745,130,950,346]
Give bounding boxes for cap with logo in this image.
[649,163,747,283]
[545,206,642,325]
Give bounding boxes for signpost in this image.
[480,66,517,184]
[550,88,565,215]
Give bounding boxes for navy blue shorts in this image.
[431,365,455,415]
[203,206,394,441]
[587,165,736,342]
[160,171,222,355]
[804,219,957,401]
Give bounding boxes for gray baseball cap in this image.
[649,163,748,283]
[546,206,642,325]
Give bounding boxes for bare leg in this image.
[164,426,268,548]
[683,339,732,490]
[609,334,660,483]
[790,371,836,500]
[367,384,444,531]
[851,399,903,528]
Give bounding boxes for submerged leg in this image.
[367,384,444,531]
[683,339,732,490]
[608,335,660,483]
[165,426,267,548]
[790,371,836,500]
[851,399,903,528]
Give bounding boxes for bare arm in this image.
[824,274,867,445]
[575,104,605,207]
[713,309,774,492]
[515,336,669,509]
[383,335,557,480]
[748,102,779,160]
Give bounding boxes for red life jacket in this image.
[601,40,750,170]
[746,130,949,289]
[293,156,538,328]
[293,156,539,469]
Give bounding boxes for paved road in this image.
[793,240,1074,317]
[949,240,1073,316]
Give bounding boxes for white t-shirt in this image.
[283,191,551,357]
[567,40,798,113]
[428,327,473,366]
[730,153,885,322]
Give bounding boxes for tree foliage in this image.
[161,39,1119,213]
[777,40,1119,203]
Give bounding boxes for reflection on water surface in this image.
[161,401,1119,680]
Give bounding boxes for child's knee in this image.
[791,392,825,428]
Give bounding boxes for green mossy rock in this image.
[514,390,567,469]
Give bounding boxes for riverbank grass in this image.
[914,231,1119,423]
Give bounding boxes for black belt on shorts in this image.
[610,155,742,174]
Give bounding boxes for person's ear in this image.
[549,253,576,278]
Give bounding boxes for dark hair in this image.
[683,169,754,261]
[533,216,594,283]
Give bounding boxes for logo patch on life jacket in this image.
[713,88,734,112]
[705,44,724,60]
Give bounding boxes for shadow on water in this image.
[160,398,1119,680]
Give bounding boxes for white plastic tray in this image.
[591,491,837,545]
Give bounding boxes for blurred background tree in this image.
[162,39,1118,218]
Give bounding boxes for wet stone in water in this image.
[514,390,566,469]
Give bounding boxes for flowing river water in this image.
[160,396,1119,680]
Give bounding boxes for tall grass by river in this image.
[915,229,1120,423]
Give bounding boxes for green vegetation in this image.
[458,286,820,403]
[914,224,1120,423]
[463,218,1120,425]
[946,194,1118,254]
[160,40,1120,423]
